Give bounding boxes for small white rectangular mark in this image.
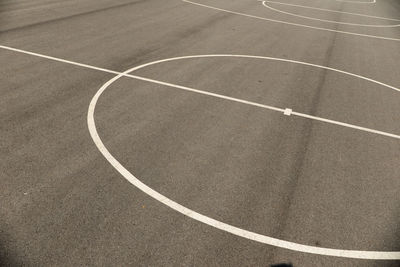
[284,108,292,116]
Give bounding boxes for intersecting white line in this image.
[263,0,399,21]
[2,45,400,260]
[182,0,400,41]
[1,45,399,140]
[87,55,400,260]
[1,0,398,260]
[262,0,400,27]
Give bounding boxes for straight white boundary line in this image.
[264,0,400,21]
[1,45,399,140]
[2,44,400,259]
[0,45,400,139]
[113,55,400,140]
[182,0,400,42]
[262,1,400,27]
[87,55,400,260]
[0,45,122,76]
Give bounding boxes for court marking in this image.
[262,0,400,27]
[1,45,400,259]
[262,0,400,22]
[87,54,400,260]
[1,45,399,139]
[182,0,400,42]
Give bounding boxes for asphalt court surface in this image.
[1,0,400,266]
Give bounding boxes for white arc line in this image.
[182,0,400,42]
[87,55,400,260]
[1,45,399,138]
[262,1,400,27]
[263,0,399,21]
[2,44,399,258]
[107,56,400,140]
[114,69,400,140]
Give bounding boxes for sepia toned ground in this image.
[1,0,399,266]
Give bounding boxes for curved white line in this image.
[262,1,400,27]
[263,0,400,21]
[182,0,400,42]
[88,54,400,260]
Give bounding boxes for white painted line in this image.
[262,1,400,27]
[100,54,400,140]
[284,108,292,116]
[263,0,400,22]
[1,45,399,137]
[2,44,399,258]
[129,74,285,112]
[0,45,121,76]
[127,72,400,140]
[87,55,400,260]
[182,0,400,42]
[292,111,400,139]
